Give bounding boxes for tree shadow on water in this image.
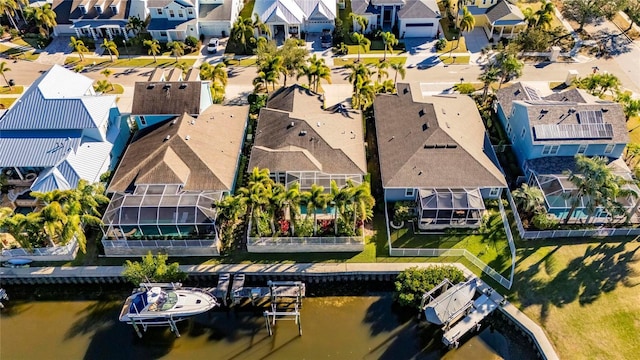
[513,242,640,323]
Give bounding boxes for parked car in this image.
[207,38,219,54]
[321,29,332,49]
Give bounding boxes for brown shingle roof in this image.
[374,83,506,189]
[131,81,202,115]
[248,85,366,175]
[108,105,248,193]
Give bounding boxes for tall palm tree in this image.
[262,54,283,91]
[353,77,376,110]
[458,6,475,37]
[535,0,555,29]
[126,16,145,36]
[374,79,396,94]
[200,62,228,86]
[0,61,11,90]
[284,182,301,236]
[478,65,500,102]
[496,52,523,89]
[252,13,271,37]
[350,13,368,33]
[31,3,57,37]
[390,62,405,85]
[167,41,185,62]
[143,39,161,63]
[303,184,330,235]
[331,180,353,235]
[94,79,110,93]
[512,183,545,221]
[0,0,20,31]
[100,39,119,62]
[231,16,255,54]
[69,36,88,62]
[374,60,389,82]
[380,32,397,61]
[522,7,537,29]
[351,32,370,62]
[313,60,331,93]
[345,62,371,92]
[350,181,375,229]
[563,155,608,224]
[253,70,270,94]
[101,68,114,90]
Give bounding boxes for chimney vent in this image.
[164,135,171,141]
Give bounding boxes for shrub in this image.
[394,265,466,310]
[435,38,447,51]
[295,217,314,237]
[393,201,413,222]
[248,93,268,115]
[532,213,559,230]
[122,252,187,285]
[9,28,19,39]
[185,35,199,48]
[453,82,476,95]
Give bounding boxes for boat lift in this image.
[263,281,305,336]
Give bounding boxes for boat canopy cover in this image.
[424,279,477,325]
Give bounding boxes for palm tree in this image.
[459,6,475,37]
[374,79,396,94]
[535,0,555,29]
[31,3,57,37]
[313,59,331,93]
[126,16,145,36]
[94,79,110,93]
[380,32,397,61]
[200,62,228,86]
[350,13,368,33]
[512,183,545,221]
[0,0,19,31]
[353,77,376,110]
[303,184,330,235]
[284,182,302,236]
[0,61,11,89]
[69,36,88,62]
[597,73,620,97]
[351,32,371,62]
[522,7,537,29]
[215,194,247,225]
[331,180,353,235]
[374,60,389,82]
[143,39,161,63]
[100,39,119,62]
[174,61,189,76]
[562,155,610,224]
[345,62,371,92]
[350,181,375,230]
[478,65,500,102]
[252,13,271,37]
[261,54,283,91]
[253,70,270,94]
[101,68,114,90]
[390,62,405,86]
[277,39,308,86]
[496,52,523,89]
[230,16,255,54]
[167,41,185,62]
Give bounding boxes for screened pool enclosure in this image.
[102,185,223,240]
[417,188,485,228]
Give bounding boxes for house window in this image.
[157,8,163,15]
[160,31,167,37]
[94,5,103,14]
[79,5,87,14]
[169,9,175,18]
[187,8,193,15]
[489,188,500,197]
[505,122,512,136]
[110,5,118,14]
[542,145,560,155]
[577,144,587,155]
[405,188,415,197]
[178,11,183,17]
[605,144,615,154]
[139,116,146,125]
[483,0,486,4]
[520,128,526,139]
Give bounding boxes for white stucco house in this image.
[351,0,441,38]
[252,0,336,40]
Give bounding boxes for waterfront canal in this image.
[0,285,536,360]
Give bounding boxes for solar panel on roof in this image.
[577,110,604,124]
[533,123,614,140]
[524,86,541,100]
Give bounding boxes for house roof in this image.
[147,18,196,31]
[0,131,82,167]
[0,65,116,131]
[248,85,366,175]
[497,82,628,146]
[351,0,379,15]
[198,3,233,21]
[254,0,335,24]
[53,0,131,25]
[397,0,440,20]
[131,81,202,115]
[108,105,248,193]
[485,0,524,24]
[146,0,193,8]
[374,83,506,189]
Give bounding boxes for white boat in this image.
[118,283,219,325]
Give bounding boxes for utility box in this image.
[550,46,562,62]
[565,70,579,86]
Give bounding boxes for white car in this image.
[207,38,219,53]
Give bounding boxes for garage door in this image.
[199,22,230,37]
[305,21,334,33]
[401,22,437,38]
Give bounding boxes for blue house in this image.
[131,71,213,129]
[375,83,506,229]
[0,65,128,207]
[495,82,636,223]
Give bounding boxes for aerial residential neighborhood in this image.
[1,0,640,358]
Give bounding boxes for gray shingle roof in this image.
[485,0,524,24]
[131,81,202,115]
[398,0,440,20]
[248,85,366,175]
[374,83,506,189]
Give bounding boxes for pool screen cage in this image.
[102,184,224,240]
[284,172,363,191]
[418,188,485,226]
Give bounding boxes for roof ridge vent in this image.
[147,83,155,89]
[164,135,171,141]
[179,83,187,89]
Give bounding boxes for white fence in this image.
[247,235,364,253]
[504,190,640,239]
[0,238,79,261]
[101,239,220,256]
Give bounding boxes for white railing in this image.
[248,236,364,246]
[505,190,640,239]
[0,238,78,260]
[102,239,218,248]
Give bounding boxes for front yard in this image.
[64,56,196,68]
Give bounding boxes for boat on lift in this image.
[118,283,218,327]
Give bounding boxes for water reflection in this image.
[1,293,535,360]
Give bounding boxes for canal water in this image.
[0,285,537,360]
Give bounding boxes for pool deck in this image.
[0,262,558,360]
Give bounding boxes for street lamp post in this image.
[460,77,464,84]
[448,36,456,59]
[122,40,129,59]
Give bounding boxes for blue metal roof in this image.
[57,160,81,190]
[493,19,525,26]
[148,18,192,31]
[71,20,128,28]
[31,168,72,193]
[0,130,82,167]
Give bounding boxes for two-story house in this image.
[375,83,506,230]
[52,0,143,39]
[0,65,128,207]
[496,82,636,222]
[458,0,526,40]
[351,0,441,38]
[252,0,337,41]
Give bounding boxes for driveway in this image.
[464,28,489,54]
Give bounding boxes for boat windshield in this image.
[148,291,178,311]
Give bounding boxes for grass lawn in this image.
[508,239,640,359]
[239,0,255,19]
[0,97,17,109]
[439,55,470,64]
[612,13,640,40]
[626,115,640,144]
[333,56,407,66]
[65,56,196,68]
[224,57,257,66]
[103,83,125,94]
[389,211,512,278]
[0,44,39,61]
[436,36,468,54]
[516,1,563,29]
[439,17,460,41]
[0,86,24,94]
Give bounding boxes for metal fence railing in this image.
[1,238,78,258]
[102,239,218,248]
[248,236,364,246]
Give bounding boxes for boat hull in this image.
[119,287,218,324]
